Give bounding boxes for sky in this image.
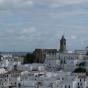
[0,0,88,52]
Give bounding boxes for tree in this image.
[78,62,86,67]
[73,67,86,73]
[23,53,34,64]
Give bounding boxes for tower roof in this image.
[61,35,66,41]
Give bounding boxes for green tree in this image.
[23,53,34,64]
[78,62,86,67]
[73,67,86,73]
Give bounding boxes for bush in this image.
[73,67,86,73]
[78,62,86,67]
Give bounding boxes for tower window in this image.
[69,85,70,88]
[65,85,67,88]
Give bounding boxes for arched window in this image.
[80,83,82,86]
[64,60,66,64]
[65,85,67,88]
[18,83,21,87]
[80,79,81,82]
[69,85,70,88]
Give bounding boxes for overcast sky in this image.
[0,0,88,52]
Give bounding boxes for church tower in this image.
[59,35,66,52]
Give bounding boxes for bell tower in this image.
[59,35,66,52]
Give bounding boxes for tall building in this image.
[59,35,66,52]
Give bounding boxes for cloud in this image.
[20,27,36,35]
[32,0,88,8]
[0,0,87,10]
[18,27,37,40]
[0,0,87,51]
[70,35,77,40]
[49,0,85,5]
[0,0,34,10]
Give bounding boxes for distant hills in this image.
[0,52,32,57]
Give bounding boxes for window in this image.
[64,60,65,64]
[80,79,81,82]
[65,85,67,88]
[80,83,82,86]
[59,56,60,59]
[62,78,64,80]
